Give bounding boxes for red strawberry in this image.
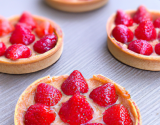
[24,103,56,125]
[153,17,160,28]
[0,42,6,56]
[35,21,54,38]
[19,11,37,30]
[155,43,160,55]
[115,10,133,26]
[89,83,117,107]
[158,32,160,40]
[133,5,152,24]
[85,123,104,125]
[103,104,132,125]
[128,40,153,55]
[135,20,156,41]
[10,23,35,45]
[5,44,31,60]
[59,93,93,125]
[61,70,89,95]
[35,83,62,106]
[0,18,14,37]
[33,34,57,54]
[112,25,134,43]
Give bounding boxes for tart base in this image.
[45,0,109,13]
[14,74,141,125]
[107,10,160,71]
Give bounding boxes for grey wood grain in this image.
[0,0,160,124]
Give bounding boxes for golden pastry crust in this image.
[0,15,63,74]
[45,0,109,13]
[14,74,141,125]
[107,10,160,71]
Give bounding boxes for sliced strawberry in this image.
[135,20,156,41]
[103,104,132,125]
[0,42,6,56]
[115,10,133,26]
[33,34,57,54]
[61,70,88,95]
[112,25,134,43]
[59,93,93,125]
[155,43,160,55]
[19,11,36,30]
[10,23,35,45]
[24,103,56,125]
[89,83,118,107]
[133,5,152,24]
[0,18,14,37]
[5,44,31,60]
[35,83,62,106]
[153,17,160,28]
[35,21,54,38]
[85,123,104,125]
[128,40,153,55]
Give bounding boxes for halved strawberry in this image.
[135,20,156,41]
[85,123,104,125]
[112,25,134,43]
[61,70,89,95]
[5,44,32,60]
[19,11,37,30]
[0,42,6,56]
[59,93,93,125]
[155,43,160,55]
[0,17,14,37]
[128,40,153,55]
[35,21,54,38]
[153,17,160,28]
[103,104,132,125]
[24,103,56,125]
[10,23,35,45]
[133,5,152,24]
[35,83,62,106]
[89,83,118,107]
[115,10,133,26]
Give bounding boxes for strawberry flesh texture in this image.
[24,103,56,125]
[35,21,54,38]
[135,20,156,41]
[115,10,133,26]
[155,43,160,55]
[133,5,152,24]
[33,34,57,54]
[89,83,118,107]
[128,40,153,55]
[112,25,134,43]
[19,11,37,30]
[59,93,93,125]
[35,83,62,106]
[0,42,6,56]
[0,18,14,37]
[103,104,132,125]
[85,123,104,125]
[153,17,160,28]
[61,70,89,95]
[5,44,31,60]
[10,23,35,45]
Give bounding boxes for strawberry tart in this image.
[107,5,160,71]
[44,0,109,13]
[0,12,63,74]
[14,70,141,125]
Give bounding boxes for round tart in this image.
[44,0,109,13]
[0,13,63,74]
[107,6,160,71]
[14,70,141,125]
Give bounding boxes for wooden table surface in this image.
[0,0,160,125]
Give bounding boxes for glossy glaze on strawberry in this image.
[61,70,89,95]
[35,83,62,106]
[112,5,160,56]
[24,103,56,125]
